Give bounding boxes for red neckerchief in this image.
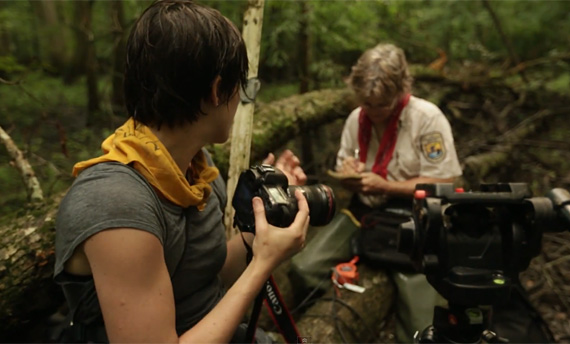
[358,94,411,178]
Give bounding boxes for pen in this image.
[354,148,359,159]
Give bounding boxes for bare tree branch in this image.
[0,125,44,202]
[481,0,529,84]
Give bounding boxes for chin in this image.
[368,114,390,124]
[212,131,231,144]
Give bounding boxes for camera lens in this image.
[290,184,336,226]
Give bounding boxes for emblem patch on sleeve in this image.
[420,132,446,162]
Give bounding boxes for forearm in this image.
[180,257,271,343]
[219,233,253,288]
[385,176,455,198]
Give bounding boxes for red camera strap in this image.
[245,276,301,344]
[263,276,301,343]
[241,234,301,344]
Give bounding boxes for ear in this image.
[210,75,223,107]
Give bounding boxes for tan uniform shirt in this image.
[336,95,462,207]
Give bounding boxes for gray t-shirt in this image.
[54,151,228,335]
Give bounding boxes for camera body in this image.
[232,164,335,233]
[398,183,568,306]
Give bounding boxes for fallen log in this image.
[293,264,395,343]
[254,261,395,343]
[0,195,64,341]
[209,88,357,177]
[461,109,554,188]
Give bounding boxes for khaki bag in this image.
[289,209,360,299]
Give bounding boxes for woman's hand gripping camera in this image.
[251,189,310,273]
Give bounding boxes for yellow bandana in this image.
[73,118,219,209]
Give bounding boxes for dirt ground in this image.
[521,231,570,343]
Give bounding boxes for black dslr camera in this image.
[232,164,336,233]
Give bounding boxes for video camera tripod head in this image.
[398,183,570,306]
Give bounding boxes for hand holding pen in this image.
[340,149,365,175]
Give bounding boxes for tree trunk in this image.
[298,0,310,95]
[110,0,126,116]
[224,0,266,237]
[84,0,100,122]
[29,0,68,74]
[0,2,10,57]
[65,0,100,121]
[67,1,90,80]
[297,0,316,176]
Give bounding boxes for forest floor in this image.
[521,231,570,343]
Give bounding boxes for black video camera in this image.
[232,164,336,233]
[398,183,570,306]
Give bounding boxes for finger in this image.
[262,153,275,165]
[292,166,307,185]
[341,164,356,174]
[252,197,268,232]
[275,149,294,167]
[295,190,311,243]
[291,189,310,230]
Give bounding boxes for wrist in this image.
[248,255,275,278]
[382,180,393,195]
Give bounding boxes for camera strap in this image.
[262,276,301,343]
[241,234,301,344]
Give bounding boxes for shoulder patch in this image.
[420,132,446,162]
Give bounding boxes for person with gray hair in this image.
[290,43,462,343]
[337,43,461,208]
[340,43,462,343]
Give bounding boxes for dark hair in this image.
[124,0,248,129]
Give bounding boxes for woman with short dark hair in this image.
[54,1,309,342]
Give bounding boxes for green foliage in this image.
[0,71,86,125]
[545,73,570,96]
[1,0,569,216]
[257,82,299,103]
[0,56,26,74]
